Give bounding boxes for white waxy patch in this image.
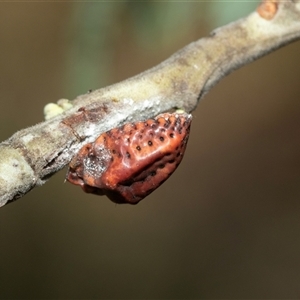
[123,98,134,105]
[85,123,97,137]
[21,133,35,144]
[175,109,185,114]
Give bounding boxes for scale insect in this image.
[67,112,192,204]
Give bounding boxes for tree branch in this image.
[1,0,300,207]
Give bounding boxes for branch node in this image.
[257,0,278,20]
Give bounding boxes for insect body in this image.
[67,112,192,204]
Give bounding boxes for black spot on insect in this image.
[170,133,174,138]
[158,164,165,169]
[175,116,181,127]
[136,146,141,151]
[169,159,175,164]
[159,136,164,142]
[150,171,156,176]
[131,123,137,130]
[148,141,153,146]
[164,119,171,128]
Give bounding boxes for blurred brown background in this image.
[1,2,300,299]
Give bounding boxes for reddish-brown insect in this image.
[66,112,192,204]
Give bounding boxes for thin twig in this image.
[1,0,300,207]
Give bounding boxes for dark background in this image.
[1,2,300,299]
